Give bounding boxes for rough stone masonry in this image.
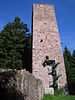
[0,69,44,100]
[32,3,68,94]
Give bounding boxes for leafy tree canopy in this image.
[63,46,75,95]
[0,17,31,69]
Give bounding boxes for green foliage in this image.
[55,88,65,95]
[64,47,72,62]
[0,17,31,69]
[71,50,75,68]
[42,94,53,100]
[63,47,75,95]
[42,94,75,100]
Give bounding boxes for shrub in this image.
[55,88,65,95]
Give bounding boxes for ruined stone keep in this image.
[0,69,44,100]
[32,4,68,94]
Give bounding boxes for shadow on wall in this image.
[0,71,25,100]
[0,87,25,100]
[64,83,69,94]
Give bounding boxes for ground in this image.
[42,94,75,100]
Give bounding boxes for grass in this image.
[42,94,75,100]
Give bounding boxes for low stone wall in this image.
[0,69,44,100]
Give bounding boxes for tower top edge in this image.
[33,3,54,7]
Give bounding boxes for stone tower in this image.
[32,4,67,94]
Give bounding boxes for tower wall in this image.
[32,4,67,94]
